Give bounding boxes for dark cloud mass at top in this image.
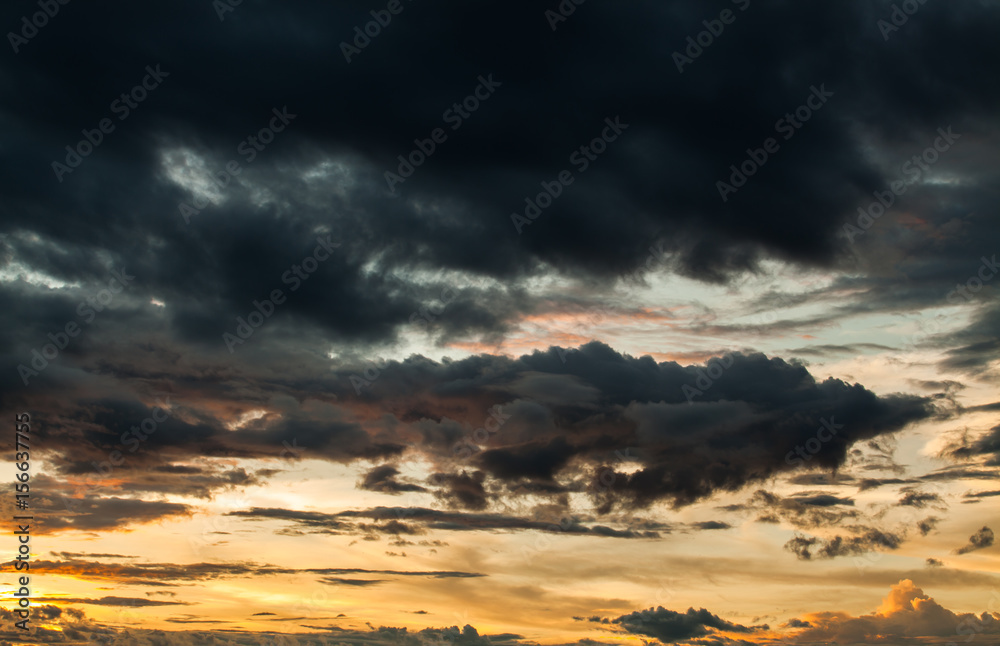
[0,0,998,361]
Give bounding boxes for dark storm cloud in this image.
[786,473,857,487]
[790,494,855,508]
[27,468,277,534]
[310,568,483,580]
[966,402,1000,413]
[431,470,490,511]
[50,552,138,559]
[920,465,1000,483]
[911,380,968,393]
[784,528,903,560]
[946,424,1000,466]
[4,341,936,513]
[897,491,946,509]
[320,578,385,587]
[689,521,731,531]
[358,520,426,537]
[477,437,577,482]
[724,490,860,531]
[954,526,994,555]
[917,516,941,536]
[23,389,408,479]
[0,0,998,374]
[35,596,189,607]
[360,464,429,495]
[938,305,1000,377]
[34,489,191,533]
[232,505,663,539]
[345,343,932,510]
[227,507,350,533]
[602,606,763,643]
[857,477,915,491]
[12,557,484,586]
[964,490,1000,499]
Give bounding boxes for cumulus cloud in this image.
[594,606,765,644]
[787,580,1000,645]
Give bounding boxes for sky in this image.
[1,0,999,644]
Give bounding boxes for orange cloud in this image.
[790,580,1000,645]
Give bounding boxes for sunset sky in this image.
[1,1,999,645]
